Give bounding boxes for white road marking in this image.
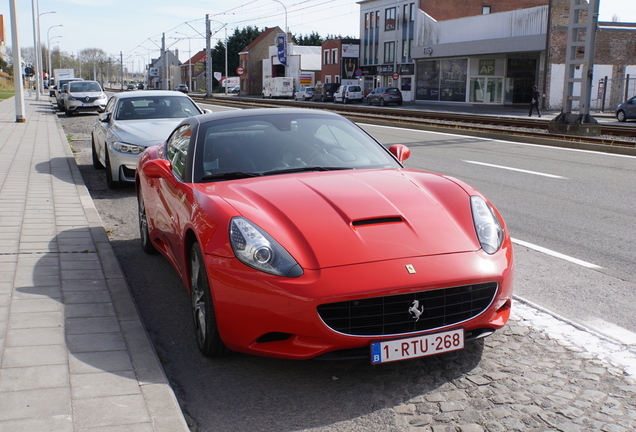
[512,238,602,269]
[360,123,636,159]
[463,160,567,179]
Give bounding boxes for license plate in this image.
[370,328,464,364]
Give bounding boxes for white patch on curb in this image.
[512,301,636,382]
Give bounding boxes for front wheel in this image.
[617,110,627,122]
[190,242,229,358]
[105,150,124,189]
[91,136,105,169]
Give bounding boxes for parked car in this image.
[333,84,363,104]
[312,82,341,102]
[135,108,513,362]
[61,80,107,116]
[367,87,403,106]
[176,84,189,94]
[55,78,83,110]
[294,86,315,101]
[616,96,636,122]
[91,90,205,188]
[230,85,240,93]
[126,84,137,91]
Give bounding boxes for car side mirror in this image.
[389,144,411,163]
[142,159,173,179]
[99,112,111,122]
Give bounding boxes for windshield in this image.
[69,82,102,92]
[115,96,200,120]
[195,113,401,182]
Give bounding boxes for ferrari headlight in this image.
[471,196,504,254]
[113,142,145,155]
[230,217,303,277]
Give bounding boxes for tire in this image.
[66,110,74,116]
[343,97,349,104]
[397,101,403,106]
[105,150,123,189]
[380,98,386,107]
[137,190,158,255]
[367,98,372,105]
[617,110,627,122]
[91,136,105,169]
[190,242,229,357]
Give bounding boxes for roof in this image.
[241,27,284,53]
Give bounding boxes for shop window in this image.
[482,6,491,14]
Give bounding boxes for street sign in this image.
[392,72,399,80]
[236,66,245,76]
[355,69,363,77]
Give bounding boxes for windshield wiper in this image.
[201,171,262,181]
[263,166,353,176]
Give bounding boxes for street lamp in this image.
[271,0,288,78]
[37,5,57,96]
[176,32,193,91]
[47,24,63,86]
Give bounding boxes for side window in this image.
[166,124,193,179]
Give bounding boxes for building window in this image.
[324,50,330,65]
[410,3,415,22]
[385,7,396,31]
[332,49,338,65]
[370,11,375,29]
[325,75,331,83]
[384,42,395,63]
[365,13,370,30]
[482,6,491,14]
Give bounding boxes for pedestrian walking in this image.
[529,85,541,117]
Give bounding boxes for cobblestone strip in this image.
[389,303,636,432]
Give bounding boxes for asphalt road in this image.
[59,100,636,431]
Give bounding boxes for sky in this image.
[2,0,636,71]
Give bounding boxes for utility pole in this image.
[162,33,168,90]
[9,0,26,122]
[550,0,601,136]
[205,15,213,98]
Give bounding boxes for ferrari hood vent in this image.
[352,216,403,227]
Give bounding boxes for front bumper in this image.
[66,99,107,113]
[205,244,513,360]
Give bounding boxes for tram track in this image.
[191,94,636,156]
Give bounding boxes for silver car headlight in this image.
[470,196,504,254]
[229,217,303,277]
[112,142,145,155]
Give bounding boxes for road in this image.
[59,100,636,431]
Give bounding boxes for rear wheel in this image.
[380,98,386,107]
[137,190,158,255]
[190,242,229,357]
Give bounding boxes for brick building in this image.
[238,27,284,96]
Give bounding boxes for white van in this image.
[262,77,294,99]
[333,85,363,104]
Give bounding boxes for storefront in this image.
[415,54,540,105]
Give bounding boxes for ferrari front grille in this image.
[317,282,498,336]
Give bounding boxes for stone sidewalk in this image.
[0,96,189,431]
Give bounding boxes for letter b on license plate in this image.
[370,328,464,364]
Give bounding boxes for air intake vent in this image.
[352,217,403,227]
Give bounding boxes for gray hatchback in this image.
[366,87,403,106]
[616,96,636,122]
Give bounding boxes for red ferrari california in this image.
[136,108,513,363]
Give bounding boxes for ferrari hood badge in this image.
[405,264,416,274]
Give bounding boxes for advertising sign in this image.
[149,67,159,77]
[276,33,287,66]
